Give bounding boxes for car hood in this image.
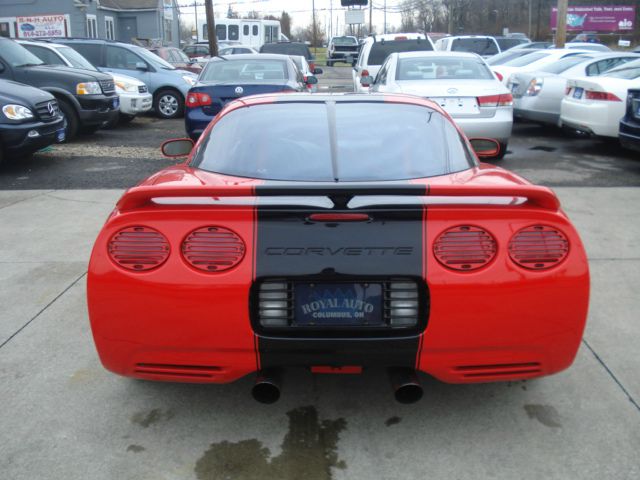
[110,72,145,86]
[21,64,113,81]
[0,79,55,106]
[396,79,508,97]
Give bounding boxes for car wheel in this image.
[154,89,184,119]
[57,99,78,141]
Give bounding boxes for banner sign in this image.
[551,5,635,32]
[16,15,67,38]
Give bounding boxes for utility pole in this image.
[369,0,372,34]
[528,0,532,39]
[384,0,387,34]
[312,0,317,47]
[193,1,198,41]
[204,0,217,56]
[330,0,333,39]
[555,0,568,48]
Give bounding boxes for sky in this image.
[176,0,405,35]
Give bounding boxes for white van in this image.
[352,33,435,93]
[197,18,282,49]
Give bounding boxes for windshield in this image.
[603,66,640,80]
[0,39,43,67]
[368,39,433,66]
[487,49,537,66]
[503,51,549,67]
[540,55,592,74]
[201,59,289,83]
[133,46,175,69]
[451,38,498,55]
[58,46,98,71]
[194,102,474,181]
[332,36,358,46]
[397,56,493,80]
[495,38,526,51]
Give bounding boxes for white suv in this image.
[434,36,500,58]
[352,33,435,93]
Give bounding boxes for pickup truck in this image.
[327,36,360,66]
[0,37,119,140]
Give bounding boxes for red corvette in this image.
[87,93,589,403]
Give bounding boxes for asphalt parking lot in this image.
[1,66,639,480]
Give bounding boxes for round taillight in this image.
[434,225,497,271]
[108,226,170,271]
[182,226,245,272]
[509,225,569,270]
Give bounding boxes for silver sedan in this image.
[367,51,512,158]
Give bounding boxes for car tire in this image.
[154,89,184,119]
[494,142,508,160]
[57,99,78,142]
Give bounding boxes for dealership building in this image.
[0,0,180,46]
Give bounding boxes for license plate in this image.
[55,128,66,143]
[294,282,383,326]
[113,97,120,109]
[431,97,478,114]
[573,87,583,99]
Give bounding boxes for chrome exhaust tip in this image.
[389,367,423,404]
[251,369,281,404]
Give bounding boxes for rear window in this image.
[450,38,498,56]
[540,55,591,74]
[503,51,549,67]
[367,39,433,66]
[260,43,311,59]
[194,103,474,181]
[603,66,640,80]
[201,59,288,82]
[332,36,357,46]
[495,38,526,51]
[397,57,493,80]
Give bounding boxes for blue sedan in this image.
[185,54,311,140]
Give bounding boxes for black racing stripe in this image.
[253,186,428,369]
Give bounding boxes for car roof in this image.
[448,35,496,39]
[364,33,427,43]
[212,53,291,61]
[396,51,481,59]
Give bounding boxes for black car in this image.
[259,42,316,70]
[619,88,640,152]
[0,79,65,164]
[0,37,118,140]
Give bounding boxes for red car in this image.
[149,46,202,74]
[87,93,589,404]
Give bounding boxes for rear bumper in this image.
[514,95,560,125]
[453,107,513,143]
[560,98,623,138]
[0,116,65,156]
[185,107,213,140]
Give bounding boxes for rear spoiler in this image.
[116,183,559,212]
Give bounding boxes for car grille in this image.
[253,277,427,335]
[100,79,115,94]
[34,100,59,122]
[138,85,148,94]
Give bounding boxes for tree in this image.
[280,11,292,39]
[227,5,239,19]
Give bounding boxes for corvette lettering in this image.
[265,247,413,256]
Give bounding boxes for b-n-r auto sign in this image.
[16,15,68,38]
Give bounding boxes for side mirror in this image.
[135,61,148,71]
[313,67,323,75]
[306,75,318,85]
[469,138,500,158]
[161,138,194,157]
[360,75,374,88]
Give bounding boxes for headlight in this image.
[2,104,34,120]
[115,80,138,93]
[76,82,102,95]
[525,78,544,96]
[182,75,196,86]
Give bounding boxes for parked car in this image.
[218,45,258,55]
[52,38,197,119]
[492,48,590,84]
[512,41,553,49]
[289,55,323,93]
[493,36,530,52]
[148,46,202,74]
[570,33,601,43]
[619,88,640,151]
[17,40,153,124]
[184,54,307,140]
[510,52,640,125]
[560,60,640,138]
[353,33,435,93]
[367,51,512,158]
[326,35,359,66]
[487,48,542,66]
[183,41,240,62]
[259,42,316,70]
[549,42,610,52]
[0,79,65,164]
[87,93,589,404]
[0,37,118,140]
[435,35,500,58]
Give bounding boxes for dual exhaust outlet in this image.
[251,367,423,404]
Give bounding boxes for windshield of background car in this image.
[201,59,289,82]
[502,51,549,67]
[333,36,358,46]
[0,39,44,67]
[486,50,535,65]
[451,38,498,56]
[602,66,640,80]
[367,39,433,65]
[133,46,175,69]
[260,43,311,59]
[194,103,475,181]
[397,57,493,80]
[539,55,592,73]
[59,46,98,71]
[495,38,525,51]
